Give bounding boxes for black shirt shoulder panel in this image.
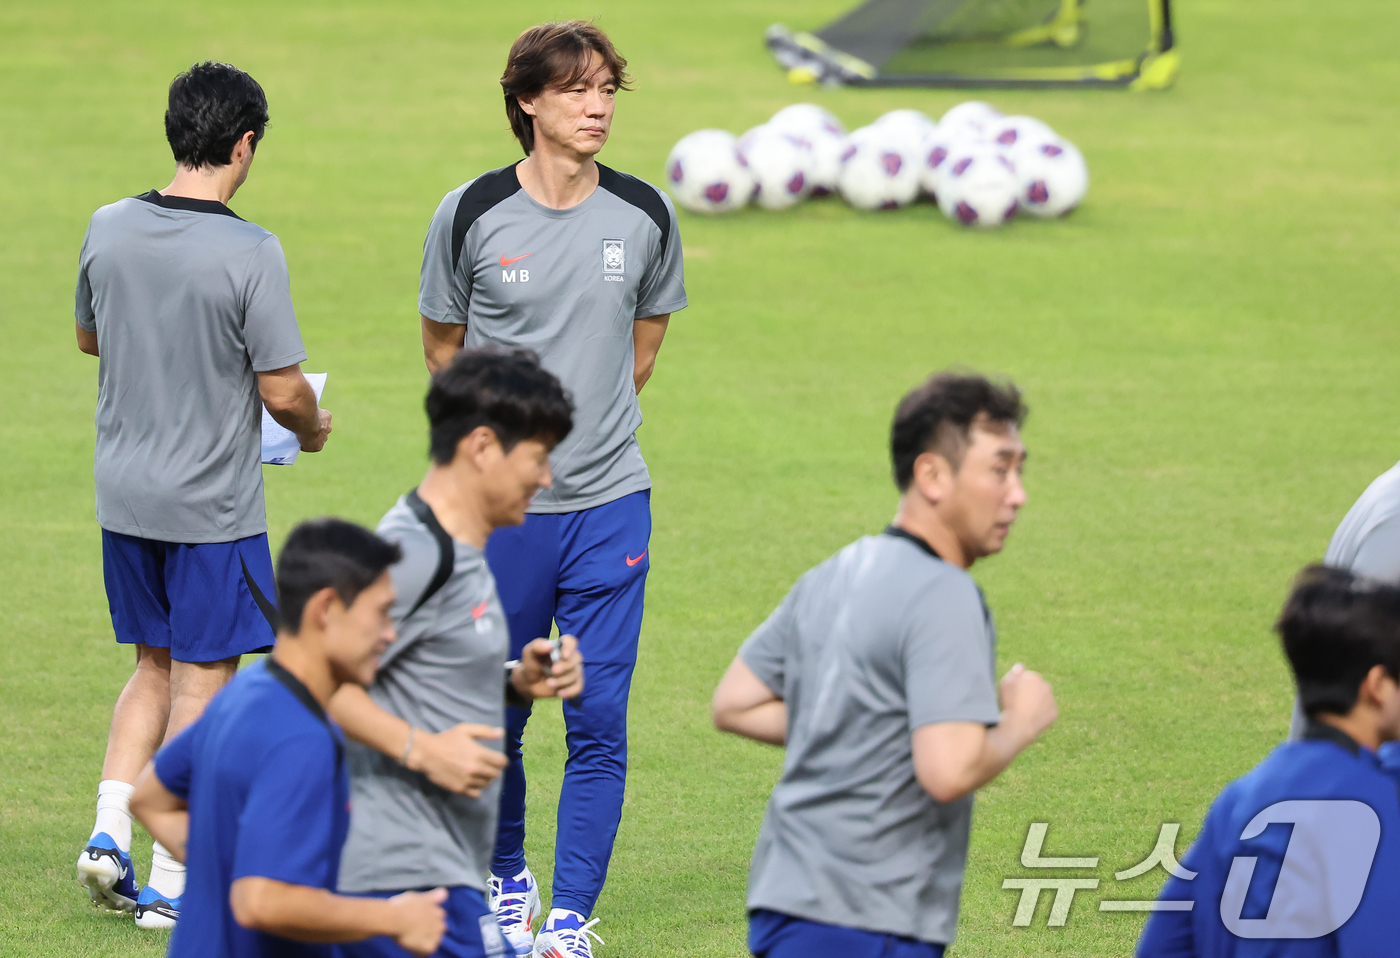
[451,165,523,269]
[596,164,672,258]
[134,189,242,220]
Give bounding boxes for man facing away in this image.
[712,371,1059,958]
[329,348,585,958]
[74,61,332,927]
[417,20,686,958]
[1138,566,1400,957]
[129,519,448,958]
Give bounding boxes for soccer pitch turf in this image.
[3,0,1399,954]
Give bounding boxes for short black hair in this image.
[1278,565,1400,719]
[165,62,269,169]
[890,370,1027,490]
[426,348,574,465]
[275,518,402,634]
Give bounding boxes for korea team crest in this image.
[602,238,625,274]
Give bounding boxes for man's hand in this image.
[387,888,449,957]
[511,636,584,701]
[299,408,333,452]
[407,724,507,797]
[997,663,1058,749]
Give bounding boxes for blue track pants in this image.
[485,490,651,918]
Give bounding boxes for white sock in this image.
[147,841,186,898]
[546,908,586,929]
[91,780,134,851]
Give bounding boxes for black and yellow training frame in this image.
[766,0,1178,90]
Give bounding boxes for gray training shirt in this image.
[418,163,687,513]
[1325,461,1400,582]
[1288,460,1400,739]
[337,494,510,894]
[75,191,306,543]
[740,529,1000,946]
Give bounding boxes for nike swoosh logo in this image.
[626,551,647,567]
[471,600,489,618]
[499,253,533,266]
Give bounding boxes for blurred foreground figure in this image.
[1138,566,1400,957]
[129,519,448,958]
[73,61,330,927]
[712,370,1057,958]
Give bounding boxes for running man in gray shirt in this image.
[712,371,1059,957]
[1287,460,1400,739]
[328,349,584,958]
[74,62,331,929]
[417,22,685,958]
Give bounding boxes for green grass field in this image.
[4,1,1400,955]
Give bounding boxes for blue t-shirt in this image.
[1137,723,1400,957]
[155,658,350,958]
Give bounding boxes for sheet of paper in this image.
[261,373,327,466]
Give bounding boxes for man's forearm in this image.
[328,685,411,764]
[632,315,669,393]
[715,701,787,745]
[421,315,466,374]
[231,878,403,943]
[265,378,319,437]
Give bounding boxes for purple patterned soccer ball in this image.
[1010,137,1089,218]
[936,146,1022,228]
[836,125,922,210]
[737,124,815,211]
[663,130,753,214]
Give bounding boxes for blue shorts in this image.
[101,530,277,663]
[749,910,946,958]
[341,887,506,958]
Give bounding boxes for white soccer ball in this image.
[873,108,938,150]
[990,115,1060,152]
[837,125,922,210]
[938,101,1003,141]
[936,146,1022,228]
[917,120,993,199]
[664,130,754,214]
[1014,138,1089,217]
[737,125,814,211]
[769,102,846,140]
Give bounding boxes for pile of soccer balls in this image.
[663,101,1088,228]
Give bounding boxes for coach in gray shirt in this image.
[73,62,330,929]
[712,371,1058,958]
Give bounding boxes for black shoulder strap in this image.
[596,164,673,258]
[451,165,524,269]
[404,488,455,620]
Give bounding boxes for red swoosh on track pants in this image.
[625,550,647,567]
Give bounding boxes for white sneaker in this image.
[488,868,540,957]
[532,912,604,958]
[76,833,139,912]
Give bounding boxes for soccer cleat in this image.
[76,833,139,912]
[532,913,604,958]
[488,868,540,957]
[134,885,180,929]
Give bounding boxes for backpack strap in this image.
[404,488,455,620]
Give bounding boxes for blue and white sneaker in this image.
[532,912,604,958]
[76,833,138,912]
[488,868,540,957]
[134,885,180,929]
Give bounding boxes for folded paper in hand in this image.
[262,373,327,465]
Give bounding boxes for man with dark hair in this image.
[711,370,1057,958]
[1137,566,1400,957]
[328,349,584,958]
[128,519,449,958]
[417,20,686,956]
[74,61,332,927]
